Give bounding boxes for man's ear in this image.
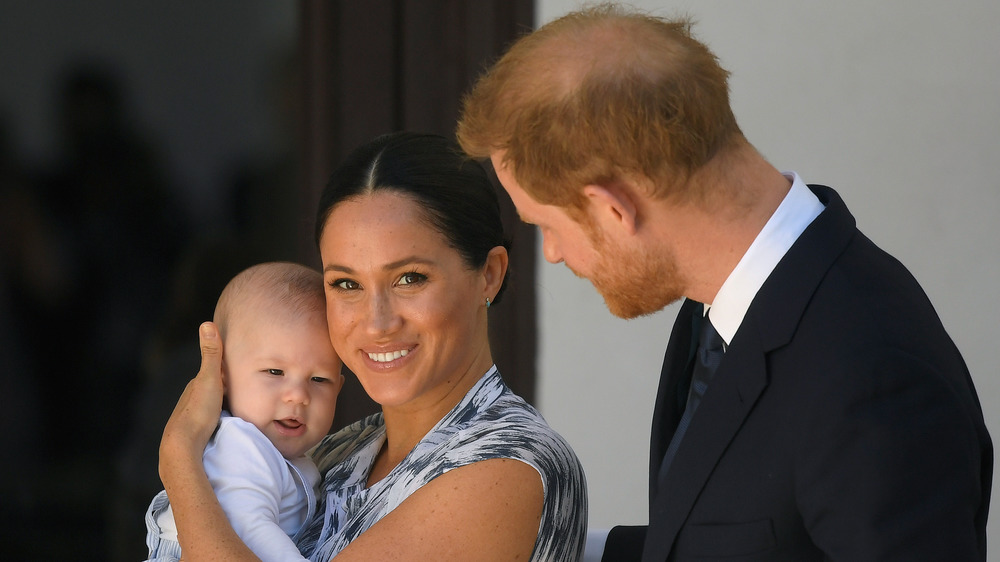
[583,183,638,235]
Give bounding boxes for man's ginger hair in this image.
[457,3,745,208]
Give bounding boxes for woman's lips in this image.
[360,345,416,370]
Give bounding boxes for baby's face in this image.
[223,312,343,458]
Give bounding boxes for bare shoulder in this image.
[334,458,543,561]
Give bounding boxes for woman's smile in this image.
[360,345,417,372]
[367,349,411,363]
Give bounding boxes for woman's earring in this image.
[485,297,491,309]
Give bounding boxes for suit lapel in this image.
[644,327,770,560]
[648,299,701,502]
[642,185,858,560]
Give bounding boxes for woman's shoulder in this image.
[479,391,561,439]
[441,385,582,473]
[441,383,588,561]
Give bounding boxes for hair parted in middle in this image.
[314,131,512,305]
[457,3,745,208]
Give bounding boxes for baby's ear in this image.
[219,359,232,411]
[220,358,229,392]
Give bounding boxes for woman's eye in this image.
[266,369,284,376]
[331,278,359,290]
[398,272,426,286]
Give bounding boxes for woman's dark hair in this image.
[315,132,512,304]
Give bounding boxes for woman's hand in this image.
[157,322,260,561]
[159,322,225,475]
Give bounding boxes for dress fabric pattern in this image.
[296,366,587,561]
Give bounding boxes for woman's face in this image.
[318,191,498,413]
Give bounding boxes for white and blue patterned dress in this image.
[297,366,587,561]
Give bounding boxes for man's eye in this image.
[398,272,427,286]
[266,369,283,376]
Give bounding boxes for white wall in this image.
[534,0,1000,546]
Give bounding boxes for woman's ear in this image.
[582,182,638,235]
[483,245,509,300]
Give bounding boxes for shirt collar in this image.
[707,172,825,344]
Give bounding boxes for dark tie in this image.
[658,313,725,481]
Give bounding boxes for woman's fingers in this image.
[197,321,223,383]
[181,322,225,428]
[160,322,225,478]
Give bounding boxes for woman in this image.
[158,132,587,561]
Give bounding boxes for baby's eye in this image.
[266,369,284,376]
[311,376,330,383]
[398,272,427,286]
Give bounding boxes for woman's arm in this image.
[158,322,259,561]
[332,458,544,561]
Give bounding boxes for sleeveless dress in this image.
[297,366,587,561]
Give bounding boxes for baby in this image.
[144,261,343,561]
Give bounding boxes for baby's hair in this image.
[213,261,326,339]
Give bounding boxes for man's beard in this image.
[577,226,684,319]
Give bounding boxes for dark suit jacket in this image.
[603,185,992,561]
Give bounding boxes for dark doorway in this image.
[296,0,539,429]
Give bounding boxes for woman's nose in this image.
[366,291,402,335]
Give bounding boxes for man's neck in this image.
[654,149,791,305]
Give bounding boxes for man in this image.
[457,4,991,561]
